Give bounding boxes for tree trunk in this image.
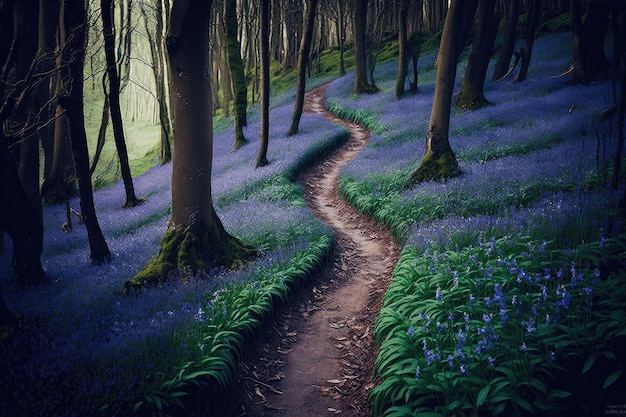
[256,0,270,168]
[353,0,378,94]
[514,0,542,82]
[1,141,46,287]
[571,0,612,84]
[395,0,410,98]
[409,0,478,185]
[101,0,142,207]
[492,0,520,81]
[337,0,346,76]
[288,0,319,136]
[59,0,111,265]
[40,0,75,205]
[225,0,248,149]
[140,0,172,164]
[10,0,41,221]
[126,0,254,291]
[90,74,109,175]
[455,0,500,110]
[35,0,59,177]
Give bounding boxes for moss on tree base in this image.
[454,91,491,111]
[408,149,462,186]
[124,216,256,292]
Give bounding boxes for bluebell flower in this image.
[415,366,421,380]
[447,354,454,370]
[435,284,443,302]
[526,318,536,333]
[460,364,468,375]
[407,326,415,337]
[488,356,495,367]
[520,342,527,352]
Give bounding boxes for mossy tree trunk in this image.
[492,0,520,81]
[101,0,142,208]
[287,0,319,136]
[127,0,255,291]
[455,0,500,111]
[409,0,478,185]
[225,0,248,150]
[256,0,270,168]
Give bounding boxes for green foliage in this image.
[371,234,626,416]
[327,98,389,134]
[132,233,334,416]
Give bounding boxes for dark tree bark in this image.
[455,0,500,110]
[353,0,378,94]
[90,76,109,175]
[36,0,60,182]
[256,0,270,168]
[40,0,75,206]
[409,0,478,185]
[9,0,41,221]
[514,0,542,82]
[126,0,255,291]
[59,0,111,264]
[225,0,248,149]
[492,0,520,81]
[571,0,612,84]
[287,0,319,136]
[395,0,410,98]
[0,142,45,286]
[101,0,142,208]
[0,0,44,324]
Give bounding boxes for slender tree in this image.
[127,0,255,291]
[59,0,111,264]
[256,0,270,167]
[409,0,478,185]
[225,0,248,149]
[140,0,172,164]
[395,0,411,98]
[514,0,542,82]
[455,0,500,110]
[492,0,520,81]
[101,0,142,207]
[287,0,319,136]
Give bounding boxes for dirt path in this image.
[232,84,400,417]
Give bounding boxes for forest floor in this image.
[229,84,401,417]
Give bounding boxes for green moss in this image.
[408,149,462,185]
[454,90,491,111]
[124,217,257,292]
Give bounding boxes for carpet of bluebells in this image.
[1,30,625,417]
[325,33,626,416]
[0,80,347,416]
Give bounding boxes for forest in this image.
[1,0,625,416]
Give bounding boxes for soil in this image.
[229,84,401,417]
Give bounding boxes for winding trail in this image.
[235,84,400,417]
